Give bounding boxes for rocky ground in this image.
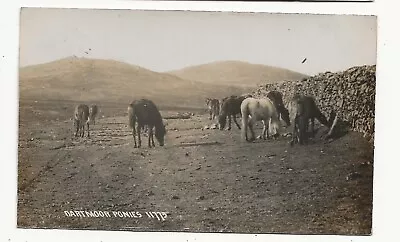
[17,100,373,235]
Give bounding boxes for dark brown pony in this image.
[290,94,330,145]
[267,91,291,127]
[218,94,252,130]
[73,104,90,138]
[128,99,166,148]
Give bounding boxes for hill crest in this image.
[19,57,254,108]
[167,60,308,87]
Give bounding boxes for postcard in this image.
[18,8,376,235]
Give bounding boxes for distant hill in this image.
[167,60,308,87]
[19,57,252,108]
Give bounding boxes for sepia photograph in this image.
[18,8,376,235]
[142,1,375,2]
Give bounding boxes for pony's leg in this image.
[81,124,84,137]
[260,120,267,140]
[311,117,315,137]
[74,120,79,137]
[209,110,212,120]
[151,128,155,147]
[227,115,232,130]
[290,118,296,145]
[148,126,152,148]
[137,124,142,148]
[241,115,248,141]
[290,116,298,146]
[233,115,241,130]
[266,119,271,139]
[300,117,308,145]
[87,122,90,138]
[132,123,137,148]
[248,117,256,142]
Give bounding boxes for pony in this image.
[128,99,166,148]
[290,94,330,145]
[205,98,220,120]
[73,104,90,138]
[218,94,252,130]
[240,97,281,142]
[88,104,98,125]
[267,90,291,127]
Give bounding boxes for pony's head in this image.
[218,114,227,130]
[292,93,303,102]
[155,123,166,146]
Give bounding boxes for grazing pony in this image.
[218,94,252,130]
[240,97,281,142]
[290,94,330,145]
[73,104,90,138]
[267,91,291,127]
[128,99,166,148]
[205,98,220,120]
[88,104,98,125]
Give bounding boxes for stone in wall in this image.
[253,65,376,143]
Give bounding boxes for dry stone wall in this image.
[252,65,376,142]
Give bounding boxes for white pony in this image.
[240,97,282,142]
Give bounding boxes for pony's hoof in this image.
[248,138,255,142]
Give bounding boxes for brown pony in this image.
[267,91,291,127]
[290,94,330,145]
[218,94,252,130]
[128,99,166,148]
[88,104,98,125]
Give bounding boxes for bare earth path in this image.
[17,102,373,235]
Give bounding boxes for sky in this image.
[19,8,377,75]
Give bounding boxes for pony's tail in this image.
[128,104,136,129]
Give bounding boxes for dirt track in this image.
[17,101,373,234]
